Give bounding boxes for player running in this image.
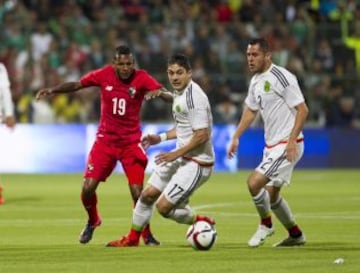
[36,45,173,245]
[106,54,215,247]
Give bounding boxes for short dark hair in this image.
[114,45,132,58]
[167,53,191,71]
[249,38,270,52]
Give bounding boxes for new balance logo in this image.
[105,85,113,91]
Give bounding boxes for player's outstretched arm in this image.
[35,82,84,100]
[141,128,176,150]
[144,88,173,103]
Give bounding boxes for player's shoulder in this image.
[268,64,294,79]
[86,65,113,76]
[134,69,152,78]
[188,81,209,103]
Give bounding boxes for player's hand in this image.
[285,141,297,162]
[141,134,161,150]
[144,90,162,100]
[227,138,239,159]
[4,116,15,129]
[35,88,53,100]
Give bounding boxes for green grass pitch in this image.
[0,170,359,273]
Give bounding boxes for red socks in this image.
[261,216,273,228]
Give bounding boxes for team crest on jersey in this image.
[87,164,94,172]
[264,81,270,92]
[174,104,181,112]
[128,87,136,98]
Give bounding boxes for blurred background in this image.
[1,0,359,172]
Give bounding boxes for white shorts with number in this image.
[255,141,304,187]
[148,158,213,206]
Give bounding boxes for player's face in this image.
[112,54,135,79]
[246,44,271,73]
[167,64,192,91]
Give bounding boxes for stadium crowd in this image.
[0,0,359,128]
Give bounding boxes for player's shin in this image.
[131,200,154,241]
[271,196,302,236]
[81,193,100,224]
[253,188,272,227]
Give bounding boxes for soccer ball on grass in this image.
[186,220,217,250]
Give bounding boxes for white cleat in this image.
[248,225,275,247]
[273,234,306,247]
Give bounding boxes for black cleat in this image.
[79,219,101,244]
[142,233,160,246]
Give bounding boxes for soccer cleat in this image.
[142,233,161,246]
[79,219,102,244]
[248,225,275,247]
[106,236,139,247]
[273,234,306,247]
[195,215,216,226]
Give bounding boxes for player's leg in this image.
[247,145,293,247]
[80,141,116,244]
[269,186,305,247]
[157,161,215,225]
[268,143,306,247]
[106,173,164,247]
[106,158,177,247]
[120,143,160,246]
[247,170,274,247]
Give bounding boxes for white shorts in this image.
[255,141,304,187]
[148,157,213,206]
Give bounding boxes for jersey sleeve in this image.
[80,68,102,87]
[283,74,305,108]
[189,91,210,130]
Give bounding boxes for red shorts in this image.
[84,139,148,185]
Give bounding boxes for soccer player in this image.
[227,38,309,247]
[106,53,215,247]
[0,62,16,205]
[36,45,173,245]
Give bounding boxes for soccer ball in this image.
[186,220,217,250]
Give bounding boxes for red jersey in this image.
[80,65,162,146]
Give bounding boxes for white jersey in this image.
[245,63,305,146]
[172,80,215,164]
[0,63,14,120]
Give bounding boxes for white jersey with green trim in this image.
[245,63,305,146]
[172,80,214,164]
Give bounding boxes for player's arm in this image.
[286,102,309,162]
[227,106,257,159]
[144,87,173,103]
[35,82,84,100]
[141,127,177,150]
[154,127,209,164]
[0,86,16,129]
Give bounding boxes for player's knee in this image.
[82,179,98,198]
[247,172,268,196]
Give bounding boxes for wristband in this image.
[159,133,167,142]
